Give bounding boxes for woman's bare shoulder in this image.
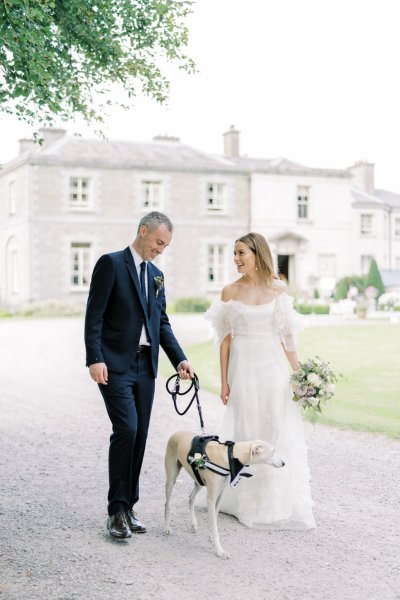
[221,280,242,302]
[271,278,288,296]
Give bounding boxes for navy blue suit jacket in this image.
[84,247,186,377]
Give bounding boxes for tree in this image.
[0,0,195,127]
[365,258,385,296]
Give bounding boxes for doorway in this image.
[277,254,290,282]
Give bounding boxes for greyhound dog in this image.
[164,431,285,558]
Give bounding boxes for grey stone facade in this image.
[1,127,399,308]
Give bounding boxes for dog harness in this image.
[187,435,253,488]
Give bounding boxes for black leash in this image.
[165,373,205,434]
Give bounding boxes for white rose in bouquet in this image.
[307,372,321,386]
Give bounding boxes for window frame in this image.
[207,243,227,288]
[393,216,400,238]
[8,181,16,216]
[206,182,227,213]
[360,254,373,275]
[296,185,310,220]
[70,242,92,291]
[360,213,373,236]
[141,180,163,209]
[69,177,92,210]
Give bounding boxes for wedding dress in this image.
[204,293,316,530]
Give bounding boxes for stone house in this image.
[1,126,399,308]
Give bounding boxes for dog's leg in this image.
[215,483,227,515]
[164,457,182,535]
[207,487,230,559]
[188,482,202,532]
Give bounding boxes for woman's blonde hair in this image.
[235,232,278,285]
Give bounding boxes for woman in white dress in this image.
[205,233,315,530]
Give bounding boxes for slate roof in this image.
[381,269,400,287]
[352,188,400,209]
[230,156,350,178]
[1,131,350,178]
[12,135,239,173]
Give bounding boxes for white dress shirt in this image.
[129,245,150,346]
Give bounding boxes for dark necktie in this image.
[140,261,148,313]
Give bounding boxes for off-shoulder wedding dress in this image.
[205,293,316,530]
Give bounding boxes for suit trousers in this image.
[99,347,155,516]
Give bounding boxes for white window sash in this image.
[207,183,227,212]
[142,181,162,209]
[70,244,91,290]
[208,244,226,285]
[69,177,91,208]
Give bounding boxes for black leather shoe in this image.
[107,512,132,539]
[125,509,146,533]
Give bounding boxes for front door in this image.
[277,254,290,282]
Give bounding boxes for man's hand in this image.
[177,360,195,380]
[89,362,108,385]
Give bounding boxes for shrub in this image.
[294,303,313,314]
[334,275,367,300]
[365,258,385,296]
[312,305,330,314]
[295,303,331,315]
[174,297,211,313]
[18,300,84,317]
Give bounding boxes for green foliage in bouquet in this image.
[291,356,340,417]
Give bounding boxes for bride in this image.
[205,232,315,529]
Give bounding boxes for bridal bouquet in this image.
[291,357,339,415]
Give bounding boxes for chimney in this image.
[153,134,180,142]
[18,138,38,155]
[38,127,67,147]
[223,125,240,157]
[348,160,375,195]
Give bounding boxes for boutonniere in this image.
[154,275,164,298]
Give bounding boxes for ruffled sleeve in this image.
[273,293,302,352]
[204,300,232,347]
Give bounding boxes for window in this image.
[70,243,91,290]
[360,214,373,236]
[394,217,400,238]
[208,244,226,286]
[69,177,91,209]
[142,181,162,209]
[361,255,373,275]
[5,236,19,296]
[319,254,336,276]
[9,181,16,215]
[207,183,227,212]
[297,186,309,219]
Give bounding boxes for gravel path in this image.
[0,317,399,600]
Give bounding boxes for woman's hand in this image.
[220,383,230,405]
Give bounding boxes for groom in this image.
[84,211,194,538]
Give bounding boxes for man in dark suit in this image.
[84,211,194,538]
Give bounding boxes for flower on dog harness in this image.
[187,435,253,488]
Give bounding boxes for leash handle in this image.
[165,373,205,433]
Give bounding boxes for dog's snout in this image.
[282,461,285,467]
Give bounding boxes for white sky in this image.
[1,0,400,191]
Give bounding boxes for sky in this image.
[1,0,400,191]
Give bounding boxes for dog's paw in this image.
[190,523,198,533]
[164,527,172,535]
[216,549,230,559]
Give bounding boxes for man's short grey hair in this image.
[138,211,174,233]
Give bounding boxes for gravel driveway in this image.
[0,317,399,600]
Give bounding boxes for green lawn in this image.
[160,324,400,439]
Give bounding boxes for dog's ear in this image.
[251,442,264,456]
